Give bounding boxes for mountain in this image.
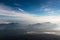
[0,23,27,37]
[27,22,57,32]
[0,22,58,37]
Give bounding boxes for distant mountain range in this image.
[0,22,58,36]
[27,22,57,32]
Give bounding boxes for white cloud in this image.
[42,7,60,16]
[40,0,60,16]
[0,4,60,24]
[18,8,24,12]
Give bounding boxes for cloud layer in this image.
[0,4,60,24]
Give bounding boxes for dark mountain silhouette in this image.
[1,33,60,40]
[0,22,59,40]
[27,22,57,32]
[0,23,27,37]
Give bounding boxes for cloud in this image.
[14,3,21,6]
[0,3,60,24]
[26,22,58,32]
[0,3,36,17]
[39,0,60,16]
[0,20,60,36]
[41,8,60,16]
[26,22,60,34]
[0,4,38,24]
[0,22,58,35]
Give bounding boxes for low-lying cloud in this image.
[0,22,60,35]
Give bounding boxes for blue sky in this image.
[0,0,60,16]
[0,0,60,24]
[0,0,51,15]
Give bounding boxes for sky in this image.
[0,0,60,23]
[0,0,60,24]
[0,0,60,34]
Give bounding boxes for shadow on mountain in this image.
[0,34,60,40]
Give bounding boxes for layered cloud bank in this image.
[0,22,60,35]
[0,4,60,24]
